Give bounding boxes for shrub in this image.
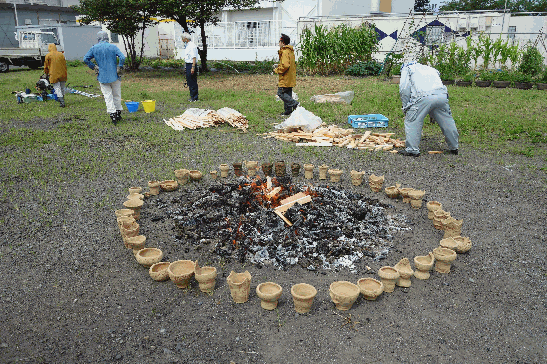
[478,70,496,81]
[512,72,533,83]
[492,70,513,82]
[518,46,544,76]
[345,61,382,76]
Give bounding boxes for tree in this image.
[156,0,278,72]
[414,0,435,12]
[439,0,547,12]
[76,0,157,70]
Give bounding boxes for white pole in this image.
[14,3,19,27]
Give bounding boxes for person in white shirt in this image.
[398,61,459,157]
[182,32,199,102]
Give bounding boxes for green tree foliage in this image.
[440,0,547,12]
[518,45,544,76]
[414,0,435,12]
[76,0,157,70]
[156,0,270,72]
[298,23,379,75]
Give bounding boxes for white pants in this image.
[52,81,66,98]
[99,79,122,114]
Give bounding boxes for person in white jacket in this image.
[398,61,459,157]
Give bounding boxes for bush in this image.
[492,70,513,82]
[512,72,533,83]
[518,46,544,76]
[478,70,496,81]
[345,61,382,76]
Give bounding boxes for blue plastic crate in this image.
[348,114,388,128]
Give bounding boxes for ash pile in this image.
[159,177,409,272]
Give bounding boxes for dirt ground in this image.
[1,115,546,364]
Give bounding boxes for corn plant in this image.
[479,33,494,69]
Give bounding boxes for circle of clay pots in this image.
[256,282,283,310]
[148,180,161,195]
[433,246,457,274]
[227,271,252,303]
[126,235,146,254]
[378,266,400,293]
[160,180,178,192]
[135,248,163,268]
[291,283,317,314]
[168,260,195,289]
[394,258,414,287]
[357,277,384,301]
[414,252,435,280]
[149,262,170,281]
[128,187,142,194]
[189,170,203,181]
[194,261,217,293]
[329,281,360,311]
[453,236,472,253]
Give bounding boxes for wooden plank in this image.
[265,186,281,199]
[279,192,307,206]
[358,130,372,144]
[274,210,293,226]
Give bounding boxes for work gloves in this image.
[117,66,123,76]
[94,65,99,75]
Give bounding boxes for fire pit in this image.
[151,176,409,272]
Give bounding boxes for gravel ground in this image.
[1,117,546,364]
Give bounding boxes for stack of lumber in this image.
[163,108,248,132]
[260,124,405,151]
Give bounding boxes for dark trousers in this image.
[277,87,298,114]
[185,63,199,101]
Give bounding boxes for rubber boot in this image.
[110,113,118,124]
[115,110,122,122]
[59,97,65,108]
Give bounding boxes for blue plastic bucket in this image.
[125,101,139,113]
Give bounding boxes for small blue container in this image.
[348,114,389,128]
[125,101,139,113]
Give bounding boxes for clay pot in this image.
[233,162,243,177]
[369,174,385,192]
[174,169,190,185]
[291,163,301,177]
[426,201,442,219]
[167,260,195,288]
[115,208,134,220]
[433,209,450,230]
[433,246,457,273]
[350,170,365,186]
[189,170,203,181]
[219,164,230,178]
[443,218,463,238]
[291,283,317,313]
[304,164,314,179]
[210,170,217,180]
[135,248,163,268]
[256,282,283,310]
[126,192,144,201]
[123,198,144,220]
[378,266,400,293]
[453,236,472,253]
[194,260,217,293]
[246,161,258,177]
[274,161,286,177]
[329,281,360,311]
[414,252,435,280]
[126,235,146,255]
[128,187,142,194]
[394,258,414,287]
[121,221,140,245]
[357,278,384,301]
[440,237,459,251]
[493,80,510,88]
[399,187,414,203]
[148,181,161,195]
[384,186,399,199]
[328,169,343,183]
[261,162,273,177]
[160,180,178,192]
[318,165,329,180]
[408,190,425,209]
[227,271,252,303]
[475,80,491,87]
[149,262,170,281]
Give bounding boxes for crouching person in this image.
[44,43,67,107]
[83,31,126,124]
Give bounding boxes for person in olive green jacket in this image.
[273,34,298,115]
[44,43,67,107]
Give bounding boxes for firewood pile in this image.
[164,107,248,132]
[261,124,405,150]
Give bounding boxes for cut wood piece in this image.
[295,142,333,146]
[279,192,307,206]
[358,130,372,144]
[275,195,312,214]
[265,186,281,199]
[274,210,293,226]
[428,151,443,154]
[267,176,272,190]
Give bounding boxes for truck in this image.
[0,30,62,73]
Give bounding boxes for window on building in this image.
[425,26,444,46]
[110,33,119,43]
